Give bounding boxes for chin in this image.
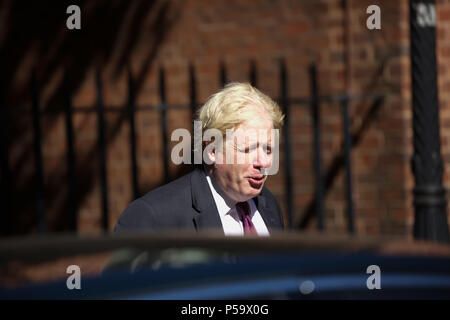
[248,187,263,197]
[240,181,264,199]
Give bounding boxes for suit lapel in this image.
[190,168,224,232]
[254,190,282,231]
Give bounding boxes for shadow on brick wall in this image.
[0,0,183,235]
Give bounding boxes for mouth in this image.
[247,175,265,187]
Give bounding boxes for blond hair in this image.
[196,82,284,134]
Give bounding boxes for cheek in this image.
[217,164,241,181]
[236,165,250,178]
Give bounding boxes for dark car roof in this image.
[1,232,450,299]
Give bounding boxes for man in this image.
[114,82,285,235]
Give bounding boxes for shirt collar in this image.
[205,175,235,219]
[204,169,256,221]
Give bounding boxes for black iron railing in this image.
[0,59,384,235]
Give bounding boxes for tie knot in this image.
[236,201,257,235]
[236,201,250,217]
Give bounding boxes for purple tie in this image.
[236,202,257,235]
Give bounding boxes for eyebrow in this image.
[237,142,272,149]
[233,136,272,148]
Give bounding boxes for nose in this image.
[254,146,271,169]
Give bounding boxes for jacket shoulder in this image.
[140,171,192,205]
[114,170,195,232]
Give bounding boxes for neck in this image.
[204,166,238,207]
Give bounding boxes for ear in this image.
[204,140,216,164]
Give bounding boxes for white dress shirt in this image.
[205,172,270,236]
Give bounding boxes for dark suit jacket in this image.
[114,167,285,234]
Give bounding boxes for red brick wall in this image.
[437,0,450,236]
[2,0,449,237]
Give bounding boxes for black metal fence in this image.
[0,59,384,236]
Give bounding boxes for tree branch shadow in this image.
[0,0,182,234]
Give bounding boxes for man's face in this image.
[211,107,274,203]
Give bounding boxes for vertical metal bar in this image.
[189,64,197,127]
[280,59,293,229]
[127,69,139,200]
[95,68,109,232]
[31,70,46,233]
[0,77,12,235]
[341,94,355,234]
[190,64,202,166]
[309,63,324,231]
[220,61,227,87]
[64,71,77,232]
[159,67,170,184]
[410,0,449,242]
[249,60,257,87]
